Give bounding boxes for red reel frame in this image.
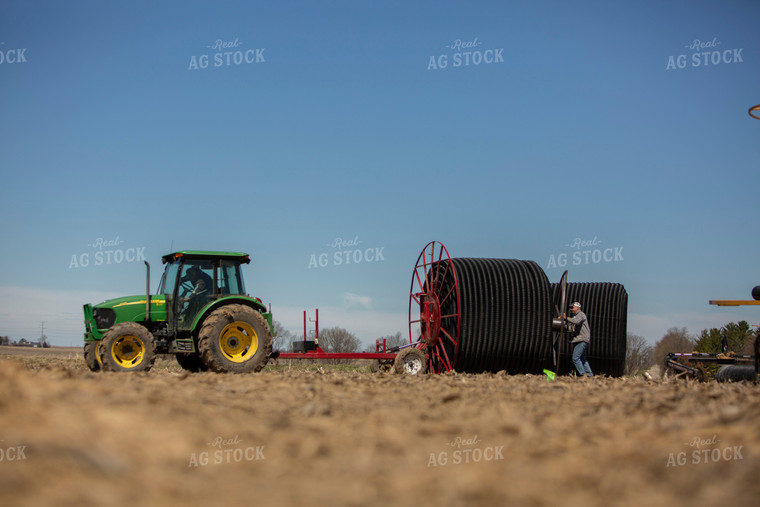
[408,241,461,373]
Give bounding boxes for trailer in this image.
[664,289,760,381]
[665,351,755,381]
[273,309,428,375]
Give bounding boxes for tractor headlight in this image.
[93,308,116,330]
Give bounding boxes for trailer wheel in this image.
[101,322,156,372]
[394,348,428,375]
[176,353,207,372]
[198,304,272,373]
[83,340,102,372]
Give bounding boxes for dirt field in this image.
[1,346,758,506]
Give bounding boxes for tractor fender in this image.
[190,296,271,333]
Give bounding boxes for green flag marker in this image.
[543,369,556,381]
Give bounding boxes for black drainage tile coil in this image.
[551,282,628,377]
[428,257,553,374]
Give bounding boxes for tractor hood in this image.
[95,294,166,310]
[84,295,167,340]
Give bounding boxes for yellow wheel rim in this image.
[89,341,104,367]
[110,335,145,368]
[219,321,259,363]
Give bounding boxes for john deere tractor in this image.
[83,251,273,373]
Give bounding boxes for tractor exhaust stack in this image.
[144,261,151,322]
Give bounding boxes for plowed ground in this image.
[1,346,759,506]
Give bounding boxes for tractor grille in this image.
[93,308,116,330]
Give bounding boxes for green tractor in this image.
[83,251,273,373]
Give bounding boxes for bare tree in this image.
[271,320,294,352]
[653,327,694,368]
[625,333,653,376]
[365,331,405,352]
[318,326,360,353]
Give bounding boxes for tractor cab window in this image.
[159,262,180,295]
[177,261,214,328]
[219,261,246,296]
[179,262,214,298]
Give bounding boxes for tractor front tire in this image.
[83,340,102,372]
[198,304,272,373]
[101,322,157,372]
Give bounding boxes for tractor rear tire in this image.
[101,322,156,372]
[198,304,272,373]
[83,341,102,372]
[394,348,428,375]
[176,353,207,372]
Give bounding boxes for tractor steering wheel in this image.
[180,281,195,298]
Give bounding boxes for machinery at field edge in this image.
[664,287,760,381]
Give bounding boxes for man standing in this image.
[566,302,593,377]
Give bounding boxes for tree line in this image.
[0,336,50,347]
[270,321,403,355]
[626,320,757,376]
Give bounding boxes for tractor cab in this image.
[160,251,251,331]
[84,249,272,373]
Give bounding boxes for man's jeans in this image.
[572,341,593,377]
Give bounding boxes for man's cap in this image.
[572,302,581,309]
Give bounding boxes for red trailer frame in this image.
[272,309,413,363]
[272,241,461,375]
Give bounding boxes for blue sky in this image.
[1,0,759,347]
